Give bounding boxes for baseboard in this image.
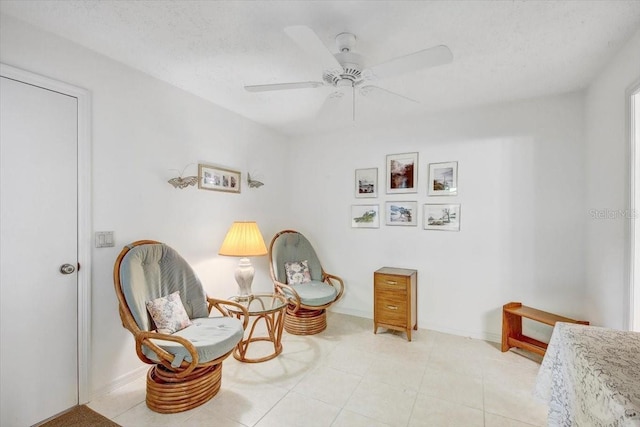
[329,306,372,319]
[421,322,501,344]
[329,308,501,344]
[90,365,148,402]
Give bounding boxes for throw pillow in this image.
[146,291,192,334]
[284,260,312,285]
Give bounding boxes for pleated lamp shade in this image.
[218,221,268,257]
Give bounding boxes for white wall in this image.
[585,29,640,329]
[2,9,634,403]
[289,93,587,342]
[0,14,289,397]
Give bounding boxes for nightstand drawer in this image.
[375,293,407,325]
[374,274,408,292]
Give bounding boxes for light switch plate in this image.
[95,231,114,248]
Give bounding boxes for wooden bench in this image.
[501,302,589,356]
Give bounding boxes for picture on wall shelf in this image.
[386,152,418,194]
[428,161,458,196]
[424,203,460,231]
[385,201,418,226]
[355,168,378,198]
[351,204,380,228]
[198,164,241,193]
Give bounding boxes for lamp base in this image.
[235,257,255,300]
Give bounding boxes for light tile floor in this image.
[88,313,548,427]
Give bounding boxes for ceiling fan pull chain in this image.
[352,85,356,121]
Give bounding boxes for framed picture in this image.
[424,204,461,231]
[428,161,458,196]
[386,152,418,194]
[355,168,378,198]
[385,201,418,226]
[198,164,241,193]
[351,204,380,228]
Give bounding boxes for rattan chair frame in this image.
[268,230,345,335]
[113,240,248,413]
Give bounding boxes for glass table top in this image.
[228,293,287,315]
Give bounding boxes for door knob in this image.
[60,264,76,275]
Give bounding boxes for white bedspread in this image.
[534,322,640,426]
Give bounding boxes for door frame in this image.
[0,63,92,403]
[628,78,640,332]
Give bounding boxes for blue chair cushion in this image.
[285,280,338,307]
[119,243,209,332]
[142,316,244,367]
[271,233,323,283]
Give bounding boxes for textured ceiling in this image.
[2,1,639,137]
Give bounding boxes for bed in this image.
[534,322,640,426]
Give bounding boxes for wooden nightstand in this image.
[373,267,417,341]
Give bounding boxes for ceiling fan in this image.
[244,25,453,120]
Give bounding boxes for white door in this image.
[1,76,79,426]
[632,86,640,332]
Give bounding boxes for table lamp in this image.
[219,221,268,299]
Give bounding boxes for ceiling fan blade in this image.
[365,45,453,79]
[317,89,351,121]
[244,81,324,92]
[284,25,342,73]
[360,85,419,103]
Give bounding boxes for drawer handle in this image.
[386,305,398,310]
[386,281,398,285]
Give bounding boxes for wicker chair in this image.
[268,230,344,335]
[113,240,248,413]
